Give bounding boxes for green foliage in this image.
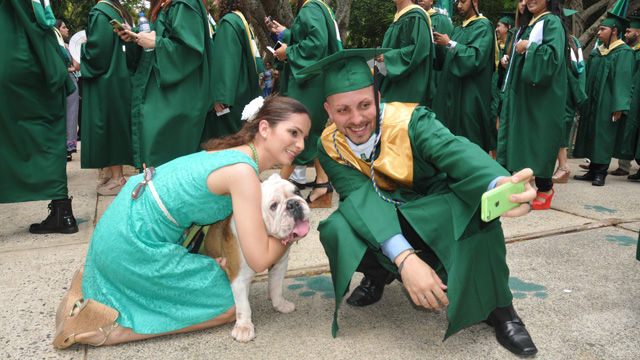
[50,0,147,38]
[346,0,395,48]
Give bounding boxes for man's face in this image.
[598,26,614,45]
[496,22,510,41]
[457,0,474,18]
[324,86,378,145]
[625,28,639,45]
[418,0,433,11]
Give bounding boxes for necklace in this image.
[247,142,259,169]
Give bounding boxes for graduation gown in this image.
[432,16,495,151]
[207,12,261,138]
[562,36,587,148]
[277,0,341,165]
[0,0,75,203]
[379,5,434,106]
[430,9,454,75]
[317,102,512,340]
[617,46,640,160]
[573,40,634,165]
[80,1,137,169]
[130,0,214,169]
[497,13,567,177]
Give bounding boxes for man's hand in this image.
[274,43,288,61]
[516,40,529,54]
[495,168,536,217]
[500,54,509,69]
[264,17,286,35]
[214,103,226,113]
[396,250,449,309]
[432,31,450,47]
[376,54,384,63]
[612,111,622,122]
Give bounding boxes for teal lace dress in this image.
[82,150,257,334]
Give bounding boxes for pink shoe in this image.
[97,177,126,196]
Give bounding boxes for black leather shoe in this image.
[592,174,606,186]
[29,198,78,234]
[628,171,640,182]
[574,172,595,181]
[346,275,392,307]
[486,308,538,356]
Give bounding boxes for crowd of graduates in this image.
[2,0,640,230]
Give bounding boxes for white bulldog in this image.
[203,174,311,342]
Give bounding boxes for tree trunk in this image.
[335,0,352,44]
[247,0,295,63]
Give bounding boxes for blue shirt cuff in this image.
[277,31,285,42]
[380,234,413,262]
[488,176,506,191]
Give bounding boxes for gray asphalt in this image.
[1,148,639,359]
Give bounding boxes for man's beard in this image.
[626,33,637,46]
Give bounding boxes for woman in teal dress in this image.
[52,97,311,348]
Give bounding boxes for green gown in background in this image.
[489,42,507,150]
[617,45,640,160]
[130,0,214,169]
[562,36,587,148]
[0,0,74,203]
[497,13,567,178]
[277,0,341,165]
[429,8,454,93]
[573,40,634,165]
[379,5,433,106]
[207,12,261,139]
[432,16,495,151]
[317,103,512,340]
[81,1,137,169]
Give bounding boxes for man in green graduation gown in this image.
[432,0,496,151]
[574,13,634,186]
[490,12,515,153]
[419,0,453,92]
[616,17,640,180]
[302,49,538,356]
[377,0,434,106]
[0,0,78,234]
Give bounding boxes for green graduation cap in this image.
[498,11,516,27]
[298,48,391,98]
[628,16,640,30]
[563,9,579,18]
[601,12,630,35]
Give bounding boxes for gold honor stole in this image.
[303,0,342,46]
[599,39,626,56]
[321,102,418,192]
[463,14,500,71]
[395,5,433,43]
[232,11,263,74]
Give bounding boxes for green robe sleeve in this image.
[81,12,119,79]
[521,16,565,87]
[433,14,453,71]
[317,140,403,248]
[449,20,494,78]
[383,13,432,81]
[609,48,634,113]
[211,15,244,106]
[283,4,332,85]
[153,3,205,87]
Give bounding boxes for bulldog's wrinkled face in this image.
[261,174,311,244]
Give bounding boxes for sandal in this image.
[55,269,84,329]
[531,188,554,210]
[552,167,571,183]
[53,299,119,349]
[306,182,333,209]
[97,177,126,196]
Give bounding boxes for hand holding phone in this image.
[481,180,526,222]
[109,19,126,32]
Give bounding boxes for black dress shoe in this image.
[346,275,392,307]
[628,171,640,182]
[592,174,606,186]
[574,172,595,181]
[486,307,538,356]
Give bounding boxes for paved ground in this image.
[1,149,639,359]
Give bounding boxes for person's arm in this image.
[382,14,432,81]
[206,163,289,273]
[610,49,635,115]
[520,16,565,86]
[441,20,494,78]
[81,12,118,79]
[211,16,243,106]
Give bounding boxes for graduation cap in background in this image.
[497,11,516,28]
[628,16,640,30]
[563,9,579,18]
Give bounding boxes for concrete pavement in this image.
[1,149,639,359]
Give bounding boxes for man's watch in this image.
[445,40,456,52]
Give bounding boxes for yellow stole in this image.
[529,11,551,26]
[599,39,626,56]
[321,102,417,192]
[232,11,260,74]
[462,15,500,71]
[394,4,432,28]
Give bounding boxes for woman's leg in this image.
[307,158,330,202]
[74,306,236,346]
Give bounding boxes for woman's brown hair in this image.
[201,96,310,150]
[150,0,209,22]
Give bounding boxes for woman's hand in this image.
[612,111,622,122]
[214,103,226,113]
[274,43,288,61]
[501,54,509,69]
[376,54,384,63]
[127,29,156,49]
[114,23,133,42]
[264,17,286,35]
[396,250,449,309]
[496,168,536,217]
[516,40,529,54]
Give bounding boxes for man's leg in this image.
[612,159,631,175]
[346,250,395,306]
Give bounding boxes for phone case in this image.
[480,180,526,222]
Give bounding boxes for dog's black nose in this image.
[286,199,304,219]
[286,199,301,211]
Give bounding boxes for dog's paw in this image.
[231,321,255,343]
[272,299,295,313]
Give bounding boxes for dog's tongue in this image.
[282,219,310,245]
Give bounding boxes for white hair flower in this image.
[241,96,265,121]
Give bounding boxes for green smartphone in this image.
[481,180,526,222]
[109,19,126,31]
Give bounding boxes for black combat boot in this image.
[29,197,79,234]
